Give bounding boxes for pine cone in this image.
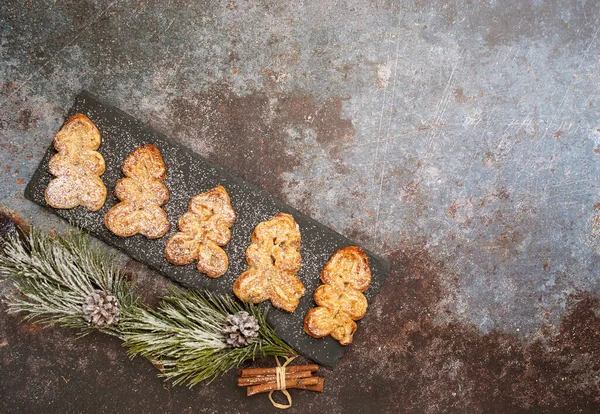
[82,290,120,328]
[223,311,260,348]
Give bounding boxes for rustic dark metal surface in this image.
[24,90,390,368]
[2,0,600,412]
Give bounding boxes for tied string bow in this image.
[268,355,296,409]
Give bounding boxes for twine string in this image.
[268,356,296,409]
[275,365,286,390]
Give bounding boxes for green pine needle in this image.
[121,290,296,386]
[0,227,297,386]
[0,228,137,337]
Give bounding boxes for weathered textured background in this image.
[1,1,600,412]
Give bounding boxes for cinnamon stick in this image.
[300,381,324,393]
[247,377,324,396]
[238,370,313,386]
[240,364,319,377]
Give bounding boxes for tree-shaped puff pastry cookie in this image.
[164,186,236,278]
[233,213,305,312]
[104,144,170,239]
[304,246,372,345]
[45,114,107,211]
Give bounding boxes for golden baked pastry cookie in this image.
[233,213,304,312]
[45,114,107,211]
[104,144,170,239]
[304,246,372,345]
[165,186,236,278]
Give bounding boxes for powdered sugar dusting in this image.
[24,91,390,368]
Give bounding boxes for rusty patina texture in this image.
[2,0,600,412]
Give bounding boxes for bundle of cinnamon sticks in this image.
[238,364,324,396]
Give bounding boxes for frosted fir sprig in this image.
[0,228,136,337]
[0,221,295,386]
[120,290,295,386]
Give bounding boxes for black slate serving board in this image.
[25,90,390,368]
